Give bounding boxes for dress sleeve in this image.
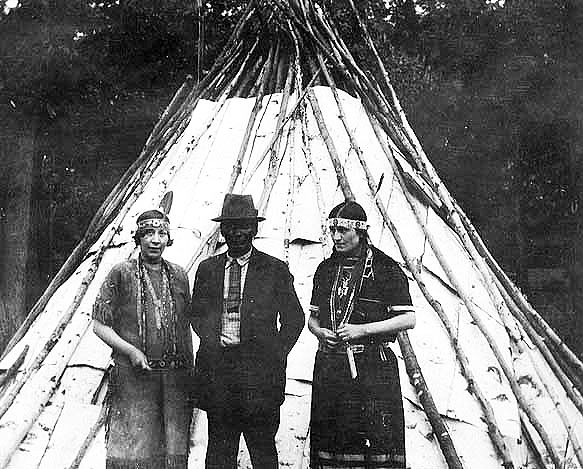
[183,271,192,306]
[275,265,305,354]
[92,266,121,326]
[309,263,324,318]
[383,262,413,308]
[190,260,211,334]
[176,265,192,305]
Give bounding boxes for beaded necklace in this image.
[136,256,177,356]
[329,246,374,331]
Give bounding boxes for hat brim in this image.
[212,215,266,222]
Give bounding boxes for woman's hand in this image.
[317,328,342,348]
[336,324,368,342]
[127,347,152,371]
[93,321,152,371]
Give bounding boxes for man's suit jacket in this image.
[191,247,305,413]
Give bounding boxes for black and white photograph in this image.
[1,1,582,468]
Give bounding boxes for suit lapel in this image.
[212,253,227,334]
[214,252,227,295]
[242,248,263,304]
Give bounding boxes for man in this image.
[191,193,305,469]
[93,209,193,469]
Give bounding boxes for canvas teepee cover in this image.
[1,1,583,468]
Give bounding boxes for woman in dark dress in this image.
[308,200,416,469]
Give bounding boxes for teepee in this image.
[1,1,583,468]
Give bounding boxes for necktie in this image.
[226,260,241,311]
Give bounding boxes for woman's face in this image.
[139,227,169,263]
[330,226,361,253]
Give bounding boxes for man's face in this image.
[221,220,257,257]
[139,227,169,263]
[330,226,361,253]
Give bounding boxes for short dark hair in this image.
[328,200,367,222]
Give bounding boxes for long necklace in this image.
[329,248,373,332]
[330,265,356,332]
[137,257,177,356]
[142,265,167,330]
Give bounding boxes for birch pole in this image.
[0,346,27,393]
[306,89,354,202]
[236,46,277,186]
[257,53,296,213]
[399,332,464,469]
[351,18,526,351]
[289,20,330,250]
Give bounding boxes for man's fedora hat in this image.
[212,194,266,222]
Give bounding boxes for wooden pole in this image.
[334,6,582,461]
[399,332,464,469]
[257,55,295,214]
[238,67,322,188]
[288,21,330,249]
[237,47,276,186]
[67,403,107,469]
[306,89,354,201]
[0,346,27,393]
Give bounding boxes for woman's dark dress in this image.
[310,245,412,469]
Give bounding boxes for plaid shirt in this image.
[220,250,251,346]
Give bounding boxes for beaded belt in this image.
[318,342,391,361]
[318,343,365,354]
[147,354,188,370]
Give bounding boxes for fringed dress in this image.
[93,257,193,469]
[309,245,413,469]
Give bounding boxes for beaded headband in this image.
[137,218,170,230]
[328,217,369,231]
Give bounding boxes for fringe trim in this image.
[106,454,188,469]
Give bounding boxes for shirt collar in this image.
[227,248,252,267]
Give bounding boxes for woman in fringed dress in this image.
[93,210,193,469]
[308,200,416,469]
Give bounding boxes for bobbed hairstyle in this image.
[328,200,367,222]
[133,209,173,247]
